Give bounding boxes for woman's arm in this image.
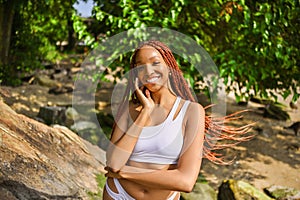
[106,79,155,172]
[109,103,205,192]
[106,106,151,172]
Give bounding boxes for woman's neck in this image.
[150,88,176,106]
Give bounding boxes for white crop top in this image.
[129,97,191,165]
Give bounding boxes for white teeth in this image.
[147,76,159,83]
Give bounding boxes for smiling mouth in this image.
[146,75,160,83]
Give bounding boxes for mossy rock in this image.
[181,182,217,200]
[264,185,300,199]
[218,179,274,200]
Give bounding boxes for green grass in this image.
[87,173,106,199]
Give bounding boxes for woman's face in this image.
[134,46,170,93]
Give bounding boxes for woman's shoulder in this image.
[185,100,204,110]
[184,100,205,119]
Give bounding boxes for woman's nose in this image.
[144,64,154,75]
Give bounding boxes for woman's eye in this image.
[153,62,160,65]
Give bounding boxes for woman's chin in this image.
[146,85,169,94]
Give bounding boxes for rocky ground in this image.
[200,95,300,191]
[1,57,299,194]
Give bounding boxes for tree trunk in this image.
[65,0,76,51]
[66,17,76,51]
[0,0,15,66]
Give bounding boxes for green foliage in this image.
[73,0,299,102]
[215,0,300,102]
[0,0,77,85]
[72,13,96,48]
[87,173,106,199]
[96,173,106,189]
[75,1,221,94]
[1,0,299,101]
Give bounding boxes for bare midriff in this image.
[106,160,178,200]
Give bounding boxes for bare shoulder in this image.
[186,101,205,114]
[182,101,205,141]
[183,101,205,123]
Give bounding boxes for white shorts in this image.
[104,178,179,200]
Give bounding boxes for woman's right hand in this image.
[135,78,155,114]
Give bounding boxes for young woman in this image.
[103,40,251,200]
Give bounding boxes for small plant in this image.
[87,173,106,199]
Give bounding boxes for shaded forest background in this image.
[0,0,299,103]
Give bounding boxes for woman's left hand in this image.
[105,167,122,179]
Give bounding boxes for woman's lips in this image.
[146,75,161,83]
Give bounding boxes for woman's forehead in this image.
[135,46,163,60]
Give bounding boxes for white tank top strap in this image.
[169,98,190,123]
[166,96,181,123]
[181,99,191,114]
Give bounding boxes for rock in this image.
[0,100,106,199]
[36,106,66,125]
[250,97,273,105]
[51,68,68,80]
[181,182,217,200]
[250,97,290,120]
[0,187,17,200]
[263,103,290,121]
[36,106,79,127]
[284,121,300,136]
[97,112,114,129]
[35,75,62,88]
[218,179,273,200]
[70,120,110,150]
[48,85,74,94]
[65,107,80,121]
[289,101,298,111]
[71,121,98,132]
[264,185,300,200]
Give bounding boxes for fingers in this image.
[104,166,112,177]
[134,78,153,107]
[135,78,141,91]
[135,78,146,98]
[104,166,108,177]
[135,78,143,95]
[145,88,151,98]
[135,77,138,89]
[104,166,122,178]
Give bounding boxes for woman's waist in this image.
[107,177,176,200]
[106,162,177,199]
